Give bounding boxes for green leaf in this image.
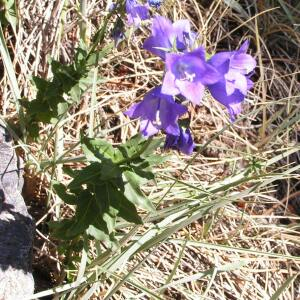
[94,182,143,227]
[62,166,80,178]
[64,190,100,238]
[49,219,77,240]
[49,191,99,240]
[0,0,18,32]
[108,183,143,224]
[123,170,155,212]
[87,215,110,240]
[87,225,109,241]
[81,136,121,163]
[117,134,145,159]
[99,160,122,181]
[103,213,116,234]
[140,137,163,158]
[53,181,78,205]
[118,193,143,224]
[68,162,102,189]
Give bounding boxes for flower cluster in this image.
[124,3,256,155]
[125,0,163,27]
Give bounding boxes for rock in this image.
[0,125,35,299]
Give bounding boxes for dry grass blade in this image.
[0,0,300,299]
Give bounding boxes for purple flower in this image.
[111,19,125,47]
[207,41,256,120]
[108,2,117,11]
[143,16,196,60]
[148,0,163,8]
[164,127,195,155]
[125,86,187,137]
[126,0,149,27]
[161,47,221,105]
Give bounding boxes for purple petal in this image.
[173,19,195,50]
[151,16,173,36]
[179,128,195,155]
[143,16,173,59]
[231,53,256,74]
[208,52,232,73]
[175,80,205,105]
[126,0,149,27]
[143,16,195,59]
[166,49,220,84]
[125,103,139,118]
[247,77,254,90]
[148,0,163,8]
[143,36,167,59]
[161,70,180,95]
[125,86,186,136]
[237,40,249,53]
[159,97,187,135]
[125,94,158,120]
[208,80,245,121]
[163,49,220,103]
[140,119,159,137]
[164,127,195,155]
[224,69,248,95]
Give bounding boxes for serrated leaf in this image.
[108,183,143,224]
[64,190,100,238]
[130,160,155,180]
[123,170,155,212]
[68,162,102,189]
[95,182,143,228]
[62,166,80,178]
[100,160,122,181]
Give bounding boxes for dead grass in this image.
[1,0,300,299]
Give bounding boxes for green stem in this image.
[79,0,88,44]
[87,0,124,58]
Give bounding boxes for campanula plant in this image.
[162,47,221,105]
[207,40,256,120]
[126,14,256,154]
[125,86,187,137]
[164,127,195,155]
[148,0,163,8]
[143,16,196,59]
[126,0,149,27]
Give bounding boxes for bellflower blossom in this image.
[111,19,125,47]
[126,0,149,27]
[164,127,195,155]
[207,40,256,120]
[148,0,163,8]
[125,86,187,137]
[161,47,221,105]
[143,16,196,60]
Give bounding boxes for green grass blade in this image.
[270,274,298,300]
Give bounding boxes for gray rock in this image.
[0,125,35,299]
